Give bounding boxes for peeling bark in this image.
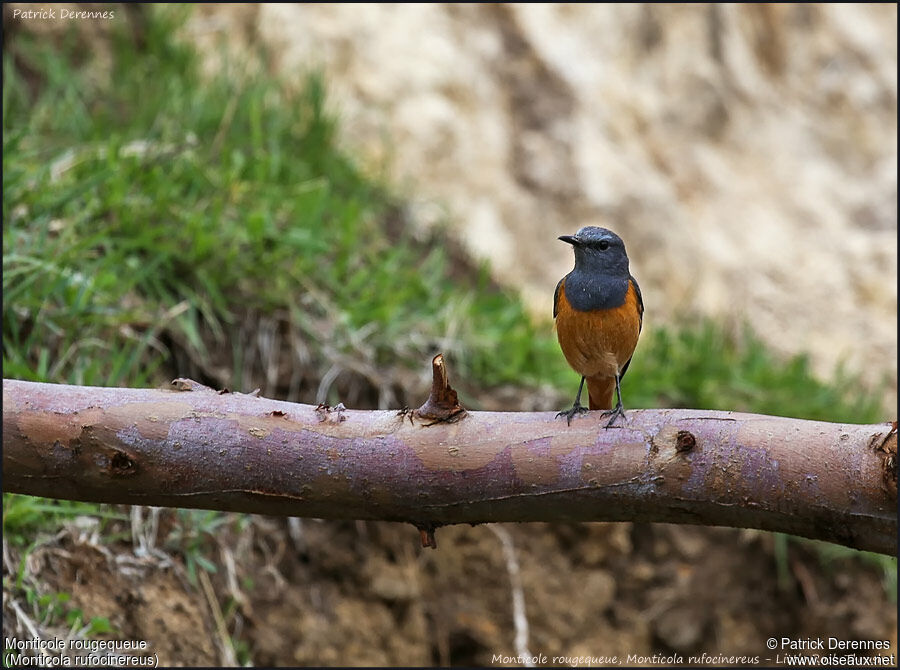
[2,377,896,555]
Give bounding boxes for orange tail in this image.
[586,376,615,410]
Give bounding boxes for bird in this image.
[553,226,643,427]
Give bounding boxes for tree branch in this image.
[3,360,896,555]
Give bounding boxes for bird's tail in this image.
[586,375,615,410]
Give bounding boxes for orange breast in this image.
[554,280,641,380]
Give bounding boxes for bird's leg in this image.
[557,376,590,426]
[599,373,626,428]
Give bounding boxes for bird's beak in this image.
[558,234,580,246]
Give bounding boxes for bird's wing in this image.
[630,275,644,332]
[553,276,565,319]
[619,276,644,381]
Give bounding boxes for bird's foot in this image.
[556,402,590,426]
[599,404,626,428]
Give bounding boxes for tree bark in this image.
[3,376,896,555]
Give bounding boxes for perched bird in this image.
[554,226,643,427]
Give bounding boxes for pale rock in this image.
[186,3,897,401]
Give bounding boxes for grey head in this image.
[558,226,630,277]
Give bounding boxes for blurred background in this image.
[2,3,896,666]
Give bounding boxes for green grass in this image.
[2,494,128,547]
[2,5,560,395]
[2,4,892,598]
[626,322,885,423]
[2,5,886,423]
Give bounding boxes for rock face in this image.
[200,4,896,389]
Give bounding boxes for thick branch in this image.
[3,377,896,555]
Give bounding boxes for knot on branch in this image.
[169,378,214,392]
[875,421,898,499]
[676,430,697,452]
[315,402,346,424]
[414,354,467,425]
[414,522,440,549]
[109,450,137,476]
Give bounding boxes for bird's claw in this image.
[599,405,626,428]
[556,402,590,426]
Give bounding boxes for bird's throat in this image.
[563,271,629,312]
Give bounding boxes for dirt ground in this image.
[3,511,896,667]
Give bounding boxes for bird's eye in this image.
[598,240,610,250]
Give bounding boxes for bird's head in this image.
[559,226,630,276]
